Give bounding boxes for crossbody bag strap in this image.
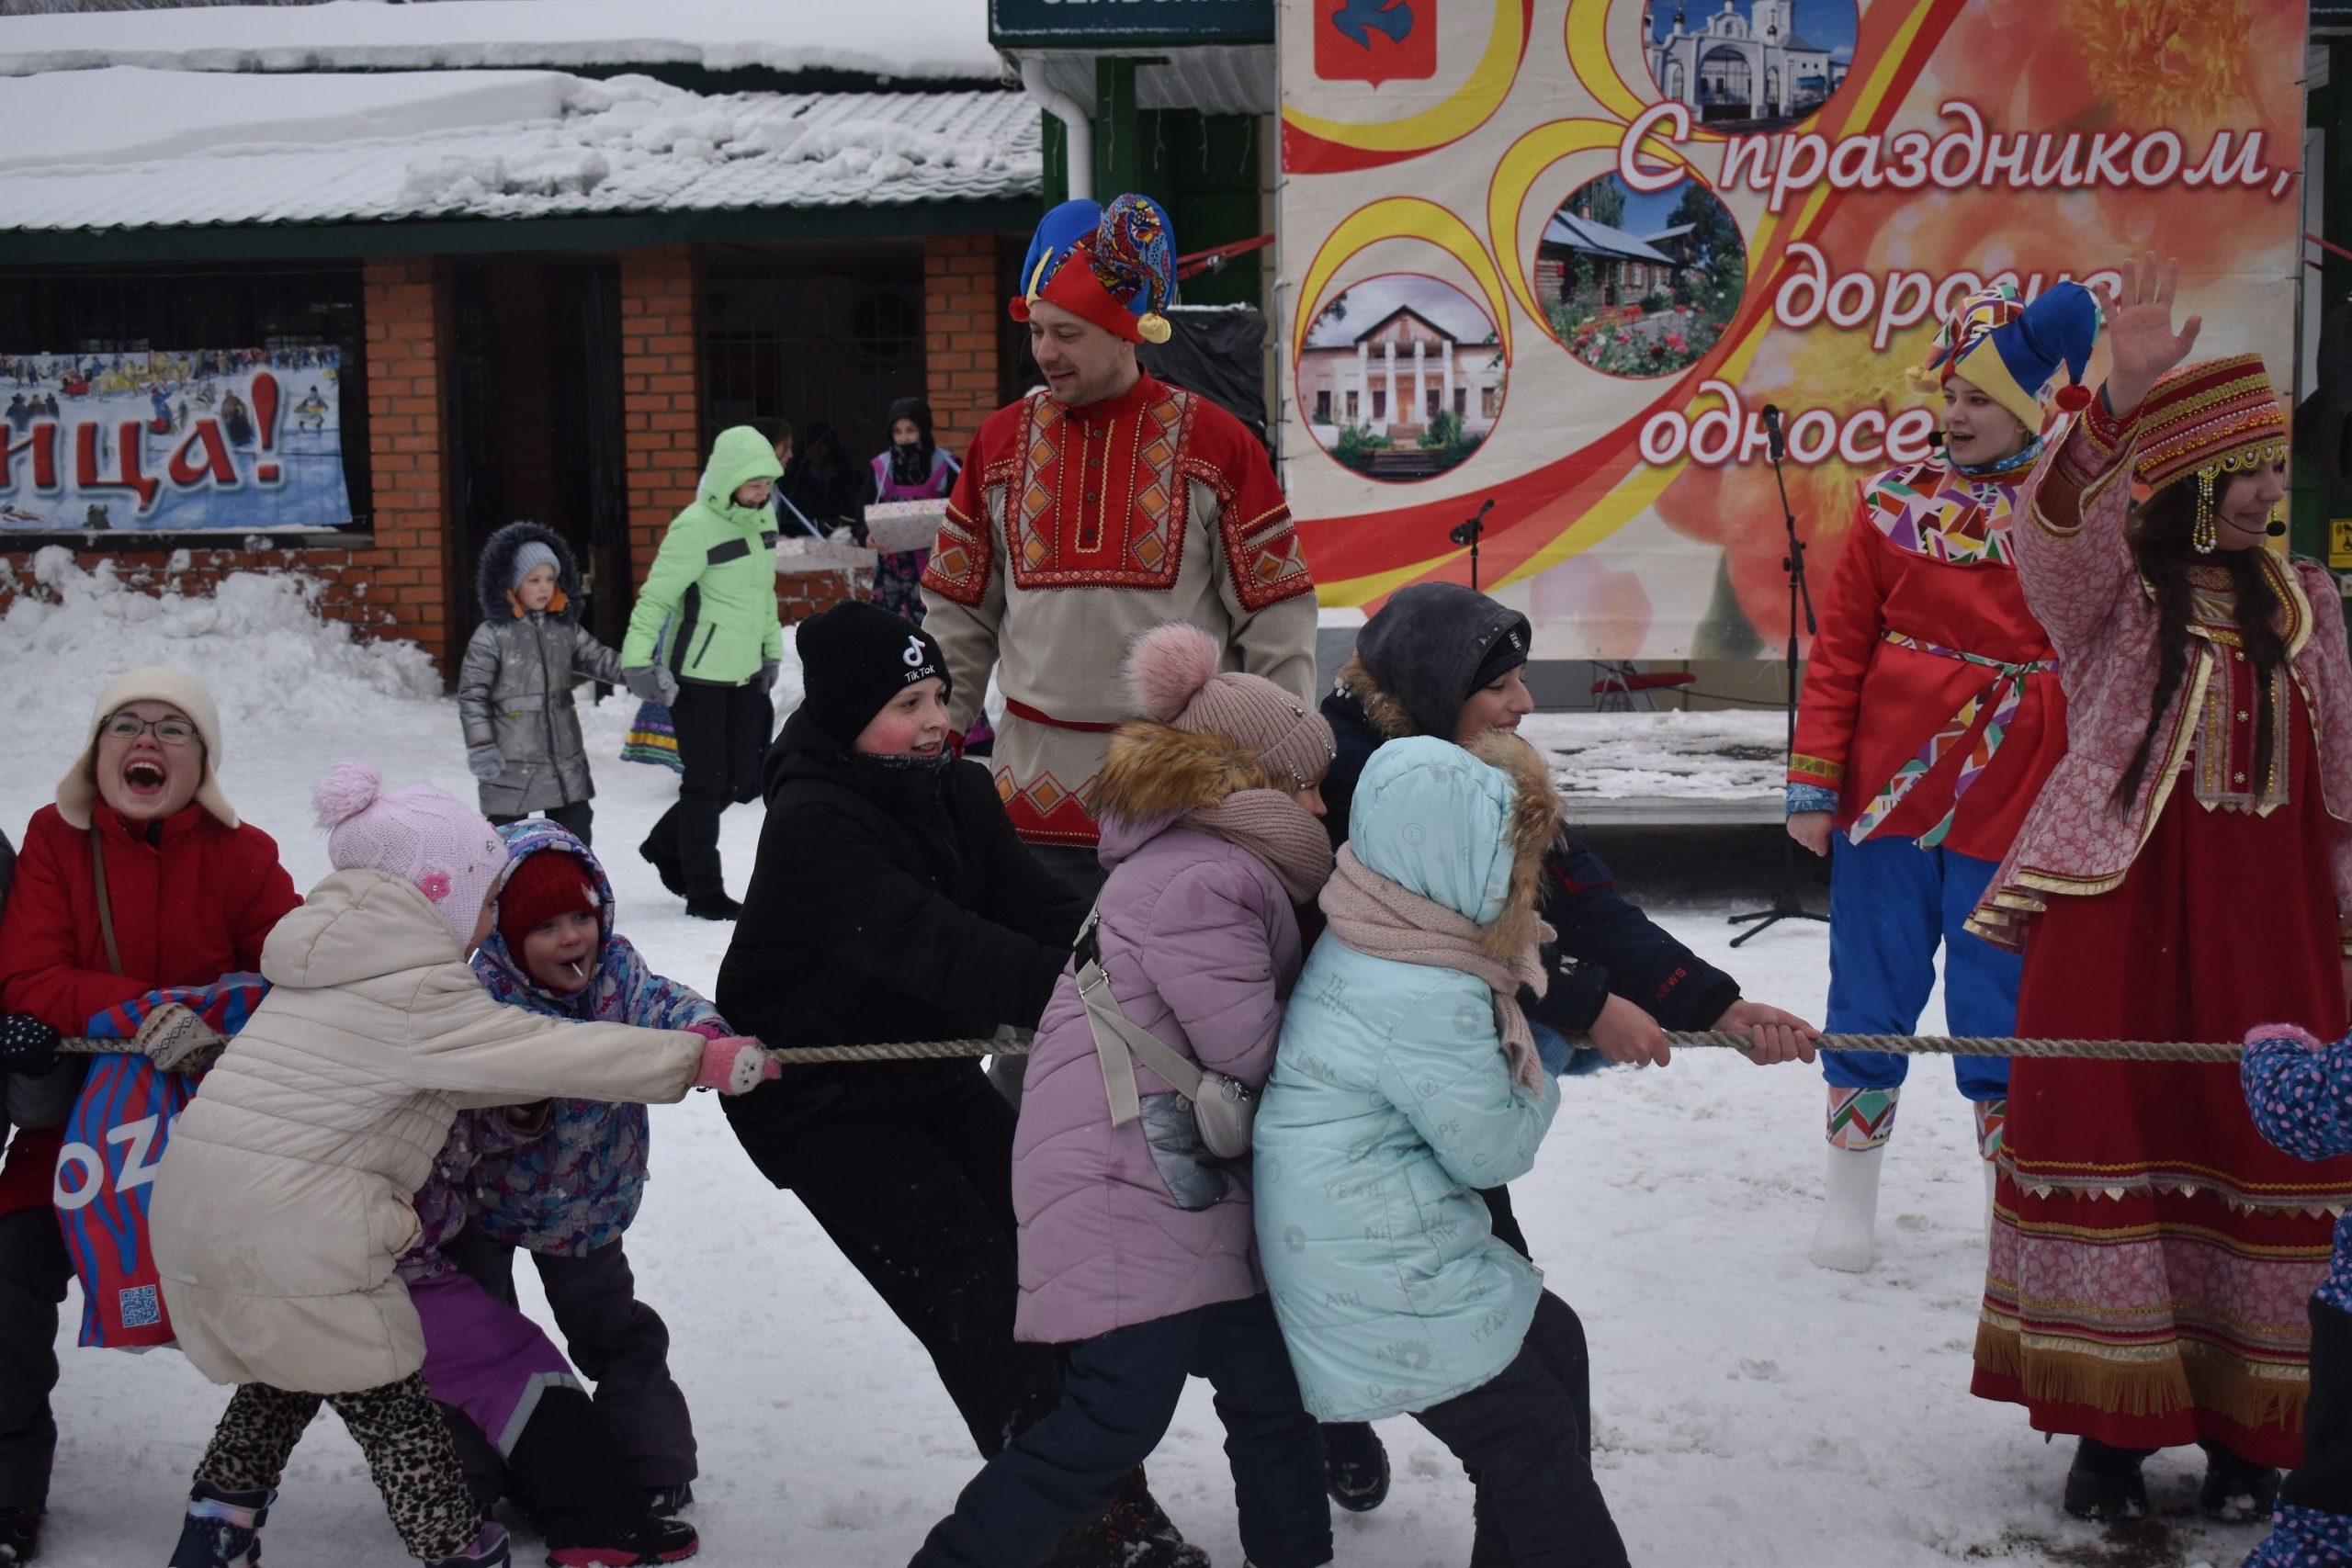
[1077,907,1205,1127]
[88,829,123,976]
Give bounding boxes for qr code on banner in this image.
[118,1285,161,1330]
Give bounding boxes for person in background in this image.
[1784,283,2086,1273]
[458,523,625,846]
[620,426,786,920]
[0,669,300,1567]
[862,395,959,625]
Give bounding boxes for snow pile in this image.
[1523,708,1788,799]
[0,0,1007,84]
[0,550,442,734]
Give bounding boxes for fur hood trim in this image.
[1091,719,1279,828]
[1335,651,1419,742]
[1464,728,1564,959]
[475,521,582,625]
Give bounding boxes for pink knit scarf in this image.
[1317,845,1553,1089]
[1180,789,1336,904]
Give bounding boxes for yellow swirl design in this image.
[1293,197,1514,362]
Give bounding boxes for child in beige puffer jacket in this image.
[151,762,775,1568]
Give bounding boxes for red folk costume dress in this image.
[920,196,1317,849]
[1968,356,2352,1465]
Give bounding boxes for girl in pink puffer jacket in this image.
[913,625,1338,1568]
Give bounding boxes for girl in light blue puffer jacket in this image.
[1255,733,1628,1567]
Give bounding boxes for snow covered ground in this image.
[0,562,2265,1566]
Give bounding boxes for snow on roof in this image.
[0,0,1005,83]
[1304,275,1497,349]
[0,67,1040,231]
[1541,211,1678,266]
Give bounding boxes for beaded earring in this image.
[2192,470,2218,555]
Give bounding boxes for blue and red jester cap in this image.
[1915,279,2104,430]
[1008,193,1179,345]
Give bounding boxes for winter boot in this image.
[1810,1087,1897,1272]
[682,893,741,922]
[2199,1440,2282,1522]
[166,1482,273,1568]
[507,1388,696,1566]
[1320,1421,1391,1513]
[429,1524,512,1567]
[643,1484,693,1519]
[638,838,684,898]
[1040,1468,1209,1568]
[0,1506,39,1564]
[2063,1438,2155,1521]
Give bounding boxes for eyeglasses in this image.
[101,714,197,747]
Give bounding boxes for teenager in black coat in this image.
[716,603,1203,1567]
[1310,582,1817,1516]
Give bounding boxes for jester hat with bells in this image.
[1009,195,1178,345]
[1910,280,2103,434]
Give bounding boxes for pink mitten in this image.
[686,1020,732,1043]
[694,1036,778,1095]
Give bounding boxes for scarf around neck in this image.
[1179,788,1336,905]
[1317,844,1554,1089]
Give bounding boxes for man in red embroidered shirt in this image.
[921,194,1318,896]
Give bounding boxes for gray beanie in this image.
[510,540,560,589]
[1353,582,1532,739]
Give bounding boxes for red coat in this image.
[1789,457,2067,863]
[0,802,298,1214]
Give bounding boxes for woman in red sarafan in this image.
[1968,257,2352,1522]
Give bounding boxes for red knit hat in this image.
[496,849,599,958]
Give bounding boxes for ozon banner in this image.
[1278,0,2307,658]
[0,346,352,533]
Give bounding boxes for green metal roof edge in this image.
[0,197,1043,267]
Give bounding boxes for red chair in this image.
[1589,661,1696,712]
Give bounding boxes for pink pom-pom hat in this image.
[313,761,509,952]
[1123,623,1333,793]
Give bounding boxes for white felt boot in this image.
[1810,1144,1887,1272]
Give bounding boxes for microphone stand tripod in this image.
[1727,415,1829,948]
[1451,497,1495,591]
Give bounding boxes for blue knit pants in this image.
[1820,833,2016,1101]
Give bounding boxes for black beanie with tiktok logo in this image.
[794,601,952,745]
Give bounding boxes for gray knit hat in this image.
[510,540,560,589]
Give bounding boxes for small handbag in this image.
[1075,909,1256,1161]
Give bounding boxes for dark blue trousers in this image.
[912,1292,1330,1568]
[1821,833,2017,1100]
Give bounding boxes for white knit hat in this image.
[57,666,236,830]
[313,761,509,952]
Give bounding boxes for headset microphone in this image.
[2267,520,2289,537]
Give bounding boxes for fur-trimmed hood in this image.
[1091,718,1284,831]
[475,521,582,624]
[1345,729,1563,954]
[1347,582,1531,740]
[1333,650,1416,742]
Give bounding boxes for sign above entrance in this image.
[0,346,352,533]
[989,0,1275,48]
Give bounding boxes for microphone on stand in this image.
[1760,403,1786,462]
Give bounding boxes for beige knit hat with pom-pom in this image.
[1125,623,1333,792]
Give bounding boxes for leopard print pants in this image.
[196,1374,482,1562]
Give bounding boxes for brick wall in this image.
[776,567,866,626]
[621,246,704,592]
[923,233,1012,457]
[0,254,459,669]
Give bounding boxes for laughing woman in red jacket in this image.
[0,668,298,1563]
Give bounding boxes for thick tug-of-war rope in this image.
[50,1032,2251,1067]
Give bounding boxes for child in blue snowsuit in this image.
[446,818,728,1514]
[2241,1021,2352,1556]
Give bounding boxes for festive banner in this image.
[0,346,352,533]
[1278,0,2308,657]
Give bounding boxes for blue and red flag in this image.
[58,975,267,1348]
